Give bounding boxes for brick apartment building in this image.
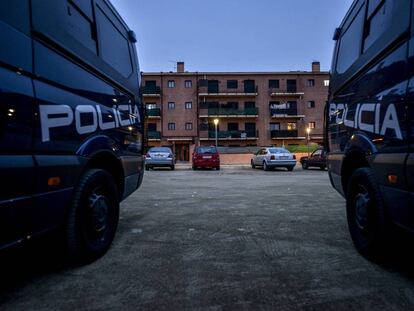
[142,62,329,161]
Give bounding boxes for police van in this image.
[326,0,414,259]
[0,0,144,262]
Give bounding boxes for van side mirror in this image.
[333,27,341,41]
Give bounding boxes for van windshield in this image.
[197,147,217,154]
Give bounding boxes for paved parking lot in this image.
[1,166,414,310]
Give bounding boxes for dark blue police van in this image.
[0,0,144,262]
[326,0,413,259]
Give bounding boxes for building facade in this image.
[142,62,329,161]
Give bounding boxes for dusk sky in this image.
[111,0,354,73]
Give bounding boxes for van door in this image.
[0,0,36,246]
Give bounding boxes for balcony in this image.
[271,130,305,140]
[198,86,258,97]
[141,86,161,97]
[200,130,259,140]
[147,131,161,141]
[270,108,304,119]
[269,88,304,98]
[199,107,259,118]
[145,108,161,118]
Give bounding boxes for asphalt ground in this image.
[1,166,414,310]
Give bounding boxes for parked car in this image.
[251,147,296,171]
[192,146,220,170]
[300,148,327,170]
[145,147,175,170]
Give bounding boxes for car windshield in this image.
[150,147,171,153]
[269,148,289,154]
[197,147,217,154]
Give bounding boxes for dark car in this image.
[300,148,326,170]
[192,146,220,170]
[0,0,143,263]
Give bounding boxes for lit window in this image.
[146,103,156,110]
[324,80,330,87]
[168,80,175,88]
[309,122,316,129]
[287,123,297,130]
[307,101,316,108]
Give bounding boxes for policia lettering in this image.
[39,104,141,142]
[329,103,402,140]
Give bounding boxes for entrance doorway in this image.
[175,143,190,162]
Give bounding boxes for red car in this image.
[192,146,220,170]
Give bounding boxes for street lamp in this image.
[213,118,219,147]
[306,128,311,158]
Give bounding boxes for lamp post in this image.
[213,118,219,147]
[306,128,311,158]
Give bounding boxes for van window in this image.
[0,0,30,34]
[336,6,365,74]
[66,2,97,54]
[96,3,132,77]
[363,1,394,52]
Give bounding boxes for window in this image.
[307,101,316,108]
[146,103,157,110]
[307,79,315,87]
[287,79,297,92]
[309,122,316,129]
[324,80,330,87]
[363,0,394,52]
[269,80,280,88]
[168,123,176,130]
[270,123,280,131]
[185,102,192,109]
[245,102,256,109]
[185,80,192,88]
[336,6,365,73]
[168,80,176,88]
[287,123,297,130]
[168,102,175,109]
[96,3,132,76]
[147,123,157,131]
[228,123,239,131]
[185,123,193,130]
[227,80,238,89]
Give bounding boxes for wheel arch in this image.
[341,150,370,196]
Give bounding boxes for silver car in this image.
[145,147,175,170]
[251,147,297,171]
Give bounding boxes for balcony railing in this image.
[270,108,299,116]
[145,108,161,117]
[207,107,259,116]
[147,131,161,140]
[208,130,258,139]
[199,86,258,96]
[269,88,304,97]
[141,86,161,96]
[271,130,298,138]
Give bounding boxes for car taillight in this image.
[270,155,275,160]
[293,155,296,160]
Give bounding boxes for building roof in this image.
[142,71,329,76]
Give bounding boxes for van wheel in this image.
[346,167,390,260]
[251,160,255,169]
[66,169,119,264]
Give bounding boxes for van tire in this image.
[66,169,119,264]
[346,167,390,260]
